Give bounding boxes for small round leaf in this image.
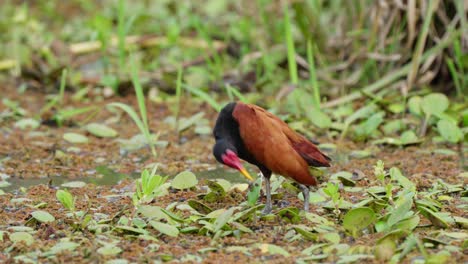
[437,119,463,143]
[9,232,34,246]
[31,210,55,223]
[343,207,376,236]
[170,171,198,190]
[63,133,89,144]
[86,123,118,138]
[421,93,449,117]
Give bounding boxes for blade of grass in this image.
[58,68,68,105]
[117,0,126,70]
[445,57,461,98]
[183,84,221,112]
[107,102,157,157]
[129,59,156,157]
[406,0,439,94]
[130,60,148,131]
[39,68,68,117]
[175,66,183,138]
[224,84,234,101]
[284,3,300,115]
[226,84,248,103]
[284,5,298,85]
[307,40,320,108]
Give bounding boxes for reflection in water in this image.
[1,166,253,193]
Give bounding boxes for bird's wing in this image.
[237,103,331,167]
[233,102,319,185]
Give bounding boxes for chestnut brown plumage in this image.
[213,102,331,213]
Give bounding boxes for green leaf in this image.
[97,245,122,256]
[31,210,55,223]
[187,200,213,215]
[323,232,340,244]
[343,207,376,237]
[195,125,211,135]
[394,215,420,231]
[421,93,449,117]
[9,232,34,246]
[389,167,415,191]
[400,130,421,145]
[408,96,422,116]
[277,207,301,224]
[213,208,235,233]
[257,243,290,257]
[418,207,452,228]
[387,192,414,230]
[345,104,377,126]
[56,190,75,211]
[382,119,406,135]
[213,179,231,192]
[342,104,378,138]
[306,107,331,129]
[50,241,80,253]
[150,221,179,237]
[293,225,318,241]
[178,112,205,132]
[115,225,148,234]
[63,133,89,144]
[86,123,118,138]
[337,254,374,264]
[107,102,156,156]
[437,119,463,143]
[354,112,385,137]
[375,238,396,262]
[14,118,40,130]
[247,178,262,206]
[171,171,198,190]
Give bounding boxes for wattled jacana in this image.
[213,102,331,213]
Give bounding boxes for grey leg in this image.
[262,174,272,214]
[299,184,310,211]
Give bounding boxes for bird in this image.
[212,102,331,213]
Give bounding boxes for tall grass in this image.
[307,40,320,108]
[174,66,183,137]
[283,4,301,116]
[117,0,127,71]
[184,84,222,112]
[107,59,157,157]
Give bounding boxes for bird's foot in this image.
[299,184,310,212]
[262,205,272,215]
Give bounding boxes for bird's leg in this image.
[261,172,273,214]
[299,184,310,211]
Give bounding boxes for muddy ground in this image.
[0,85,466,263]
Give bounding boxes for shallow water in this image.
[1,166,250,193]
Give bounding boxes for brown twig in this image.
[69,35,226,55]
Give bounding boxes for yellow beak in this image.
[239,167,254,181]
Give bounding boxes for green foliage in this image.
[184,84,222,112]
[247,178,262,206]
[437,119,463,143]
[56,190,75,211]
[343,207,376,237]
[31,210,55,223]
[323,182,341,215]
[171,171,198,190]
[133,166,168,206]
[421,93,449,118]
[373,160,385,183]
